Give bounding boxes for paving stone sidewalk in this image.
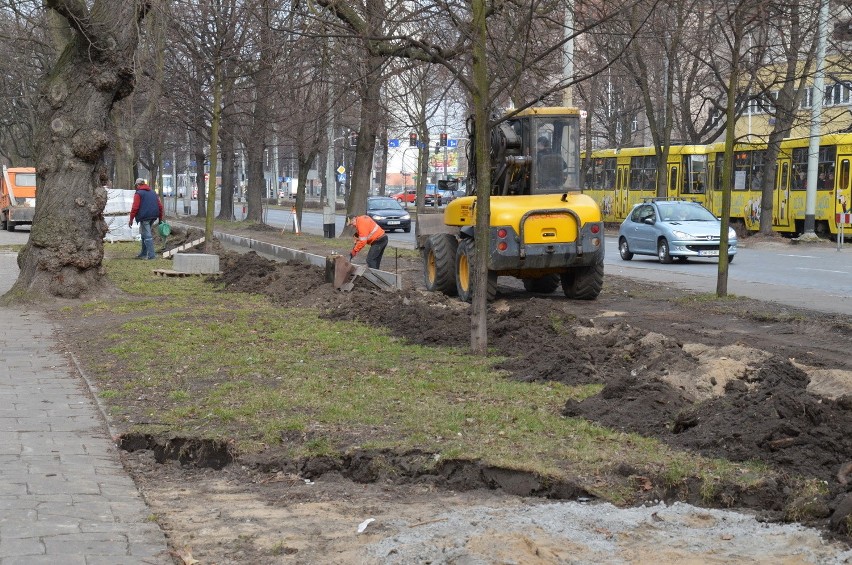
[0,247,171,564]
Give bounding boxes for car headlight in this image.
[728,227,737,239]
[671,230,696,240]
[401,214,411,220]
[372,214,386,220]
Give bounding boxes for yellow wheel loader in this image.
[417,107,604,302]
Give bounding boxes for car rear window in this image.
[368,198,401,210]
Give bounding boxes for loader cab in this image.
[481,107,582,198]
[531,114,581,194]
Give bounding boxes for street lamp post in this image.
[456,139,470,180]
[400,147,417,207]
[323,119,336,238]
[803,0,829,238]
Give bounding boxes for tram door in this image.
[668,165,679,199]
[615,164,630,219]
[836,157,852,222]
[775,157,792,228]
[706,158,716,212]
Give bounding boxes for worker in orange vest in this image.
[347,215,388,269]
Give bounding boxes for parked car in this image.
[393,189,441,207]
[439,189,466,205]
[618,199,737,263]
[366,196,412,233]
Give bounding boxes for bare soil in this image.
[59,222,852,564]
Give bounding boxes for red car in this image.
[393,189,441,206]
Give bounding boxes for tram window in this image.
[842,160,850,193]
[670,166,678,192]
[592,157,616,189]
[686,155,707,194]
[792,147,808,190]
[733,151,750,190]
[779,162,788,191]
[584,158,601,189]
[750,151,766,190]
[751,168,764,189]
[817,164,835,190]
[818,147,836,190]
[792,146,836,190]
[715,154,725,190]
[629,155,656,191]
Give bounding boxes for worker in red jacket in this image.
[347,215,388,269]
[129,178,164,260]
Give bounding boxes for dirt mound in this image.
[564,354,852,488]
[668,358,852,479]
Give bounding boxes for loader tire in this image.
[423,233,458,295]
[455,239,497,303]
[6,220,15,232]
[561,261,603,300]
[523,274,561,294]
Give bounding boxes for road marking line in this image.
[794,267,849,274]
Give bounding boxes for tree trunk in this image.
[9,0,148,300]
[347,0,385,217]
[378,131,388,195]
[245,136,265,223]
[759,4,812,234]
[296,151,316,227]
[717,26,742,298]
[470,0,489,355]
[205,62,222,251]
[112,98,136,189]
[195,146,206,218]
[219,130,235,221]
[244,0,274,224]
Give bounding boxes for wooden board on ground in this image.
[162,237,206,258]
[153,269,221,278]
[331,255,395,292]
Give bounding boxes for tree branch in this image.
[45,0,93,41]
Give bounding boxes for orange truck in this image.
[0,166,36,231]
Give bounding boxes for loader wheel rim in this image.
[427,252,437,284]
[458,253,470,291]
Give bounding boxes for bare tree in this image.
[753,0,820,234]
[392,62,447,214]
[271,5,340,227]
[164,0,251,247]
[0,5,47,165]
[712,0,772,295]
[242,0,277,223]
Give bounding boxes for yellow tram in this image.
[583,134,852,236]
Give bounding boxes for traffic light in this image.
[439,132,448,146]
[348,131,358,147]
[409,132,417,146]
[435,142,440,154]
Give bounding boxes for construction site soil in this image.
[62,222,852,563]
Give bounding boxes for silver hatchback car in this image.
[618,199,737,263]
